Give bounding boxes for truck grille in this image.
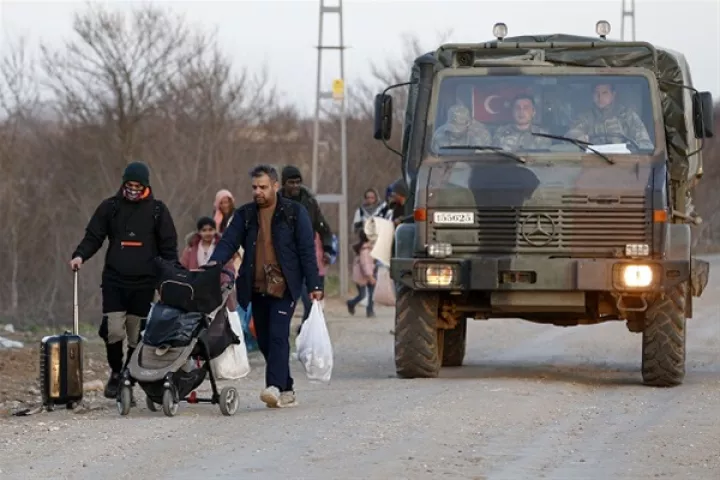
[429,206,651,255]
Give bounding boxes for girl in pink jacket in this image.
[347,230,376,318]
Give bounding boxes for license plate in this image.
[433,212,475,225]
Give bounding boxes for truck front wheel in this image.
[641,282,687,387]
[394,286,442,378]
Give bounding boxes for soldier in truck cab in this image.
[565,82,654,150]
[432,103,492,149]
[492,94,553,151]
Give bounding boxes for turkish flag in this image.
[472,87,529,123]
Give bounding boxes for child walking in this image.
[347,230,376,318]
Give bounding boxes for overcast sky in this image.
[1,0,719,114]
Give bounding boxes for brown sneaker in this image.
[260,386,281,408]
[278,391,298,408]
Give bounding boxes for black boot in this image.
[104,342,124,399]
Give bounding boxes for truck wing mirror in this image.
[692,91,714,139]
[373,93,393,141]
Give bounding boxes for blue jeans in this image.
[348,283,375,314]
[301,276,325,321]
[251,291,297,391]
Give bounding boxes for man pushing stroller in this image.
[207,164,322,408]
[69,162,179,399]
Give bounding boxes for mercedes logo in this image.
[520,213,556,247]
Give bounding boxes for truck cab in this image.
[373,21,715,387]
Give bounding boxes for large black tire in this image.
[641,282,687,387]
[442,317,467,367]
[394,286,441,378]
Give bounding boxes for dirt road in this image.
[2,259,720,480]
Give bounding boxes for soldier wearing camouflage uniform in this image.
[432,104,491,149]
[566,82,654,150]
[492,94,553,151]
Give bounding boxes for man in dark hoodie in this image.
[279,165,335,324]
[69,161,179,399]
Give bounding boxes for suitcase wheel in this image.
[117,386,132,416]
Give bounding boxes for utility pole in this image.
[311,0,349,296]
[620,0,636,41]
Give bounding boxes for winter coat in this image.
[72,188,178,289]
[280,186,334,255]
[210,194,321,309]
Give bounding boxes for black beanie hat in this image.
[391,178,408,197]
[196,216,216,231]
[281,165,302,185]
[122,161,150,187]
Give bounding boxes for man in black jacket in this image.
[69,161,179,399]
[280,165,334,323]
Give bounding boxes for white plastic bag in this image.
[295,300,334,383]
[210,308,250,380]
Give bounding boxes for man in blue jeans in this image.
[208,164,322,408]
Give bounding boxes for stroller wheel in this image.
[145,396,158,412]
[162,389,178,417]
[117,387,132,416]
[219,386,240,416]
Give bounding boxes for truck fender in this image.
[665,223,691,262]
[394,223,416,259]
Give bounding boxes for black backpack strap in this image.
[153,199,161,224]
[107,198,118,240]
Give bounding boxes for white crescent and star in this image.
[483,94,500,114]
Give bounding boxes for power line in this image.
[310,0,349,297]
[620,0,636,41]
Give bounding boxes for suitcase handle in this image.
[73,269,79,335]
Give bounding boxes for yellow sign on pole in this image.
[332,78,345,100]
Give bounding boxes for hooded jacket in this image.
[72,187,178,289]
[213,189,235,234]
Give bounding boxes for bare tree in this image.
[0,37,42,314]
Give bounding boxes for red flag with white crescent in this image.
[472,87,529,123]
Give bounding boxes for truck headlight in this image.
[622,265,653,288]
[425,265,454,287]
[427,243,452,258]
[625,243,649,257]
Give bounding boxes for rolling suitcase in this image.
[39,270,84,410]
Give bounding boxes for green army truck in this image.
[372,21,715,387]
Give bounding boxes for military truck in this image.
[372,21,715,387]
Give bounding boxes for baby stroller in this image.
[116,261,241,417]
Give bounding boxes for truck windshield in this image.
[430,74,656,156]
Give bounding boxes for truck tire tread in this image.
[394,287,441,378]
[641,282,687,387]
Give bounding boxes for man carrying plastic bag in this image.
[296,300,333,383]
